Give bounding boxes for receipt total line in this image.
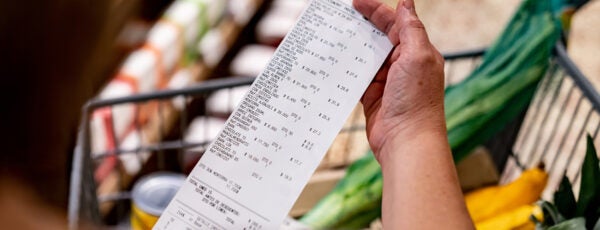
[176,199,227,230]
[197,179,271,222]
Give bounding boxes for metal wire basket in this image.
[68,42,600,228]
[501,42,600,199]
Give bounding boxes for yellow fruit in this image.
[475,204,543,230]
[465,166,548,222]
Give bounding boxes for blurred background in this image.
[0,0,598,229]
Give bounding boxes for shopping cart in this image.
[68,41,600,228]
[501,42,600,199]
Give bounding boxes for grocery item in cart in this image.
[116,48,163,94]
[206,83,250,116]
[156,0,223,70]
[94,47,162,133]
[464,164,548,222]
[255,0,308,45]
[198,28,228,67]
[145,21,184,87]
[229,45,275,77]
[228,0,257,25]
[131,172,186,230]
[200,0,227,27]
[166,68,195,111]
[91,49,159,181]
[533,135,600,229]
[163,0,206,48]
[118,130,151,176]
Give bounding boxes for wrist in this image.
[381,102,446,138]
[375,114,449,165]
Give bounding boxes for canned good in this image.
[131,172,186,230]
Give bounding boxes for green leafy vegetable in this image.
[576,135,600,229]
[547,217,586,230]
[539,201,566,227]
[299,153,382,229]
[554,175,577,219]
[537,135,600,229]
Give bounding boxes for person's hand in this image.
[353,3,474,227]
[354,0,446,160]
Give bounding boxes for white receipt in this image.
[155,0,392,229]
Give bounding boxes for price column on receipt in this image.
[155,0,393,229]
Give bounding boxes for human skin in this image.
[354,0,475,228]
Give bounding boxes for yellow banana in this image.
[475,204,543,230]
[465,166,548,222]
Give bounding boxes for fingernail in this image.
[403,0,414,10]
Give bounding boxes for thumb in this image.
[398,0,430,48]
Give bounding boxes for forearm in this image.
[377,124,474,229]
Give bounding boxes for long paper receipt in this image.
[155,0,392,229]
